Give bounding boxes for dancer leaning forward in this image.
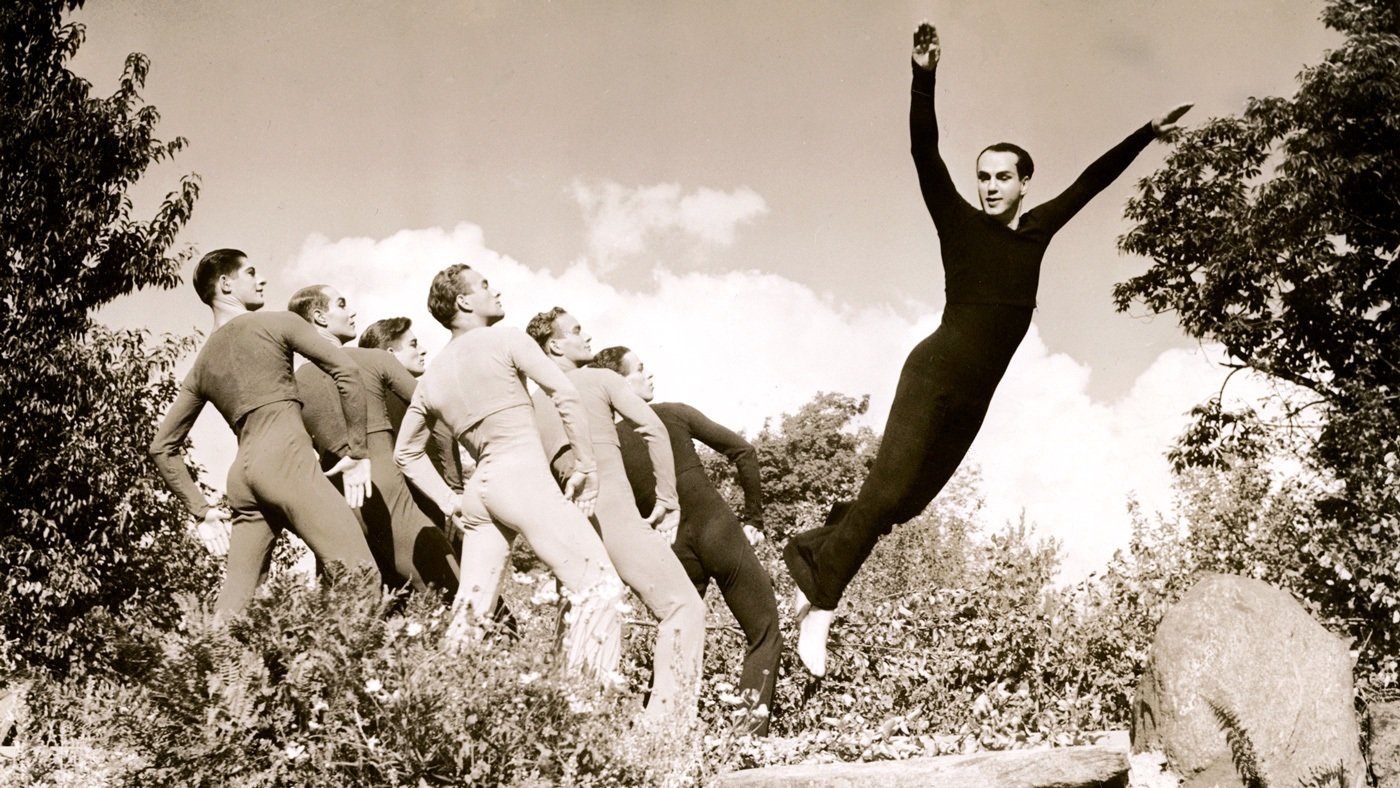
[783,21,1192,676]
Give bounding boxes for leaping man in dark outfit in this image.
[782,21,1193,676]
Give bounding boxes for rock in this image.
[714,745,1128,787]
[1131,573,1365,786]
[1370,700,1400,788]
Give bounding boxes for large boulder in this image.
[1132,573,1365,786]
[1371,700,1400,788]
[715,746,1128,787]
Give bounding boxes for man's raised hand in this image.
[913,20,940,71]
[1152,103,1194,136]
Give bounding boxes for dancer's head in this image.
[976,142,1033,224]
[193,248,264,309]
[427,263,504,330]
[359,316,426,376]
[527,307,594,367]
[590,345,653,402]
[288,284,358,343]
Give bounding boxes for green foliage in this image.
[745,392,877,537]
[0,1,210,679]
[0,327,221,679]
[1114,0,1400,691]
[13,567,677,787]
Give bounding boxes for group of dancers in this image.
[148,22,1190,731]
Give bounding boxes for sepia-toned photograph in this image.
[1,1,1395,784]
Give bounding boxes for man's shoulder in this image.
[346,346,394,368]
[651,401,698,420]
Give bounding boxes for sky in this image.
[72,1,1339,579]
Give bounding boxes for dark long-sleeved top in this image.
[148,311,368,518]
[910,62,1156,308]
[297,346,417,456]
[618,402,764,527]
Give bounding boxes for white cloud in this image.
[571,180,768,268]
[183,220,1272,582]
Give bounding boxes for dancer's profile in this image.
[149,249,378,615]
[593,346,782,735]
[527,309,705,723]
[393,265,624,677]
[782,22,1193,676]
[360,317,468,537]
[288,286,460,595]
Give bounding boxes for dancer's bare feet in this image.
[913,20,940,71]
[793,587,832,677]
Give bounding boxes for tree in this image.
[0,1,214,678]
[1113,0,1400,686]
[741,392,878,536]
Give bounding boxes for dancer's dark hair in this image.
[427,264,475,328]
[978,142,1034,179]
[359,316,412,350]
[526,307,569,350]
[192,248,248,305]
[588,346,632,376]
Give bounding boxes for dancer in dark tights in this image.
[149,249,378,616]
[782,21,1192,676]
[594,346,782,736]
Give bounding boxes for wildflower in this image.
[312,699,329,713]
[713,681,735,694]
[519,671,542,685]
[365,678,383,694]
[531,583,560,606]
[752,704,770,719]
[719,692,744,706]
[513,571,536,585]
[406,621,423,638]
[603,670,628,688]
[568,697,593,714]
[284,742,307,760]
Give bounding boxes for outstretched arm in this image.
[909,20,961,228]
[1034,103,1194,234]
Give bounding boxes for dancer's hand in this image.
[446,493,470,534]
[564,465,599,518]
[194,507,231,555]
[912,20,940,71]
[1152,103,1194,136]
[742,523,764,546]
[654,509,680,545]
[325,456,373,508]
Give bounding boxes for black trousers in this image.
[784,304,1029,610]
[673,468,781,734]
